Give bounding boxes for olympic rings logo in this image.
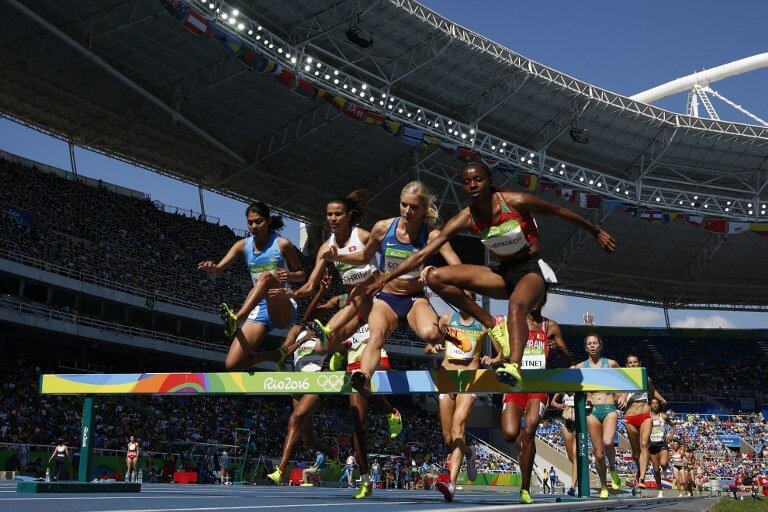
[317,374,345,392]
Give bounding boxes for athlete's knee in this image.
[424,267,444,289]
[593,445,605,459]
[420,324,441,343]
[502,424,520,443]
[508,299,527,318]
[257,272,278,286]
[442,432,453,446]
[639,440,649,450]
[224,355,243,372]
[450,423,466,443]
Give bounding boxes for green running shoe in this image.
[313,319,332,351]
[519,489,534,504]
[488,315,510,359]
[496,362,523,392]
[354,481,372,499]
[276,346,288,372]
[266,467,282,485]
[387,408,403,439]
[220,303,238,340]
[611,470,621,490]
[328,352,344,371]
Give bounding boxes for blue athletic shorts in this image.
[245,298,297,332]
[377,292,425,322]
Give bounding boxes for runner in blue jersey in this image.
[197,202,305,371]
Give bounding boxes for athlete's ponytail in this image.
[401,181,442,229]
[245,202,284,233]
[329,189,369,226]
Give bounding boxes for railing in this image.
[151,200,220,226]
[465,431,519,473]
[0,248,215,314]
[0,296,227,354]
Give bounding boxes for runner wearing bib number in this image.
[573,334,621,499]
[499,299,572,504]
[648,398,674,497]
[552,392,578,496]
[197,202,304,372]
[364,163,616,399]
[621,354,668,493]
[431,292,486,503]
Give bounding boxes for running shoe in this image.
[220,303,238,340]
[657,491,663,498]
[436,481,454,502]
[637,480,646,490]
[266,468,282,485]
[610,470,621,490]
[519,489,534,504]
[599,489,609,499]
[387,408,403,439]
[276,346,288,372]
[487,315,510,359]
[496,362,523,392]
[328,351,344,371]
[313,319,332,351]
[443,326,472,352]
[300,483,313,487]
[354,481,372,499]
[567,487,576,497]
[466,445,477,482]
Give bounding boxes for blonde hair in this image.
[400,181,442,228]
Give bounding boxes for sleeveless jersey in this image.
[470,191,539,257]
[329,227,377,285]
[127,442,138,454]
[293,331,326,372]
[444,312,483,362]
[671,449,684,467]
[583,358,610,368]
[346,324,387,365]
[650,413,665,444]
[244,233,286,286]
[55,446,66,459]
[379,218,428,280]
[521,319,550,369]
[627,391,649,405]
[563,393,575,407]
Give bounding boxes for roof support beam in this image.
[666,233,729,307]
[5,0,247,166]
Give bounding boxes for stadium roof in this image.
[2,0,767,311]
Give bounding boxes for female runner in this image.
[126,436,139,483]
[648,397,674,498]
[572,334,621,499]
[198,202,304,370]
[431,291,486,502]
[364,163,615,392]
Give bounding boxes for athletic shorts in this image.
[493,255,557,295]
[245,298,297,332]
[591,404,618,423]
[649,443,669,455]
[502,393,549,414]
[624,411,651,429]
[377,292,425,322]
[347,357,391,372]
[563,419,575,433]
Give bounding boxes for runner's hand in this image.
[274,269,289,282]
[268,287,296,299]
[320,245,339,262]
[595,229,616,254]
[480,355,499,367]
[428,344,445,354]
[197,261,220,279]
[419,265,436,284]
[366,274,387,297]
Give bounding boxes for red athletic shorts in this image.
[347,357,391,372]
[502,393,549,410]
[624,411,651,429]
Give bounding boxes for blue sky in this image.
[2,1,766,328]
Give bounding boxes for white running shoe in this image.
[436,481,454,502]
[466,445,477,482]
[657,491,663,498]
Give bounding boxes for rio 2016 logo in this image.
[264,376,310,391]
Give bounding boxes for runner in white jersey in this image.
[648,398,674,497]
[431,292,488,503]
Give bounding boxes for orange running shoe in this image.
[443,326,472,352]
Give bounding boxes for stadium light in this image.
[248,30,253,35]
[232,9,238,16]
[237,23,244,30]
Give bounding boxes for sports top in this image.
[293,331,326,372]
[244,233,286,286]
[522,319,550,369]
[469,190,539,257]
[379,218,428,280]
[329,227,377,285]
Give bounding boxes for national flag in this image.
[620,204,638,217]
[424,136,442,146]
[439,141,459,152]
[686,216,704,227]
[728,222,750,235]
[292,77,316,98]
[381,120,403,137]
[160,0,188,21]
[208,23,243,55]
[456,148,479,161]
[748,222,768,237]
[364,111,386,126]
[539,180,558,191]
[517,174,538,191]
[703,219,727,234]
[238,50,265,70]
[604,199,624,211]
[399,127,424,146]
[328,95,347,110]
[342,102,368,122]
[579,193,602,209]
[662,213,684,223]
[641,210,664,221]
[183,9,209,35]
[273,66,295,88]
[555,188,577,202]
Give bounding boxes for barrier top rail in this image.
[40,368,646,396]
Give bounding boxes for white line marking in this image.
[76,501,422,512]
[0,495,231,501]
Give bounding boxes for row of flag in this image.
[159,1,768,239]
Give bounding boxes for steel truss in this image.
[191,0,766,223]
